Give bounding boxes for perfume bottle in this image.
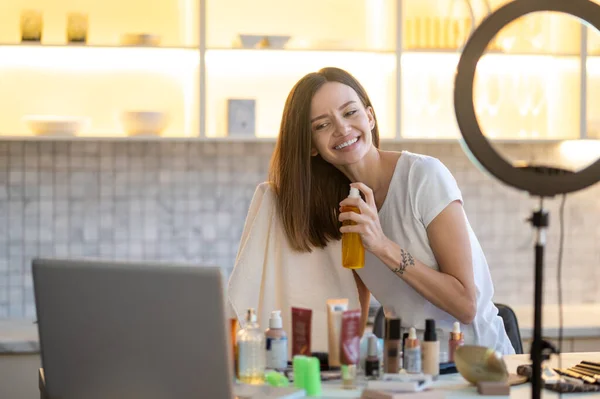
[237,308,265,384]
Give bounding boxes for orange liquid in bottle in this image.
[342,205,365,269]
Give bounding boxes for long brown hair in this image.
[268,67,380,252]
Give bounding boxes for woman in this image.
[261,67,513,354]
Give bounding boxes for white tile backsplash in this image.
[0,141,598,318]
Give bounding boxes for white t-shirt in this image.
[356,151,515,355]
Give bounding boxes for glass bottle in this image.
[236,308,265,384]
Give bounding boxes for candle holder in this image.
[67,12,88,43]
[20,10,43,42]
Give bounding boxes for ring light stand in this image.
[453,1,600,398]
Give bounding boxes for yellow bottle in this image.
[342,187,365,269]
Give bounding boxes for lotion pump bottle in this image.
[265,310,288,371]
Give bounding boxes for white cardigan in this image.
[227,182,360,354]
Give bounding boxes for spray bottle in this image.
[341,187,365,269]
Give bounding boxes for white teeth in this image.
[335,137,358,150]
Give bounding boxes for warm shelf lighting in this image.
[204,49,397,139]
[0,46,199,73]
[559,139,600,170]
[401,51,580,70]
[0,46,200,137]
[401,52,580,140]
[205,49,395,74]
[587,57,600,73]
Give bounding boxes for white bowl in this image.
[237,34,266,49]
[23,115,88,136]
[266,35,291,49]
[120,111,169,136]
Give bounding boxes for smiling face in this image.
[310,81,375,166]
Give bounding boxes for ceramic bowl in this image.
[23,115,88,136]
[120,111,169,136]
[238,34,266,49]
[266,35,291,49]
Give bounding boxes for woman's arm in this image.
[376,201,477,324]
[352,271,371,336]
[339,183,477,325]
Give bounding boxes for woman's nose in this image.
[332,118,351,136]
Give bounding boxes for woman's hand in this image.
[338,182,389,256]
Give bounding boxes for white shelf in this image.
[208,46,395,53]
[0,135,275,142]
[0,134,587,144]
[403,48,581,57]
[0,45,199,69]
[0,43,581,57]
[0,42,198,50]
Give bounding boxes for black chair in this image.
[371,303,523,354]
[495,302,524,354]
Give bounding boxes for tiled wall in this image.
[1,140,599,319]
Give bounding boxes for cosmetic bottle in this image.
[384,317,401,373]
[340,309,361,389]
[265,310,288,371]
[365,334,380,379]
[404,327,422,374]
[401,332,409,370]
[326,298,348,368]
[449,321,464,362]
[237,308,265,384]
[421,319,439,379]
[341,187,365,269]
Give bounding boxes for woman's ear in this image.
[366,106,375,130]
[311,147,319,156]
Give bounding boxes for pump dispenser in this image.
[404,327,422,374]
[342,187,365,269]
[449,321,464,361]
[265,310,288,371]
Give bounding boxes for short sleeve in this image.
[409,156,463,228]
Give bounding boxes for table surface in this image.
[37,352,600,398]
[315,352,600,398]
[512,304,600,339]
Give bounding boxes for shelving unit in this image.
[0,0,598,142]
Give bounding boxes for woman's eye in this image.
[345,110,357,117]
[315,123,329,131]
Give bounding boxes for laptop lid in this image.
[33,258,234,399]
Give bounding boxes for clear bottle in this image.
[237,308,266,384]
[342,187,365,269]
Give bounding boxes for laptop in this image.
[33,258,235,399]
